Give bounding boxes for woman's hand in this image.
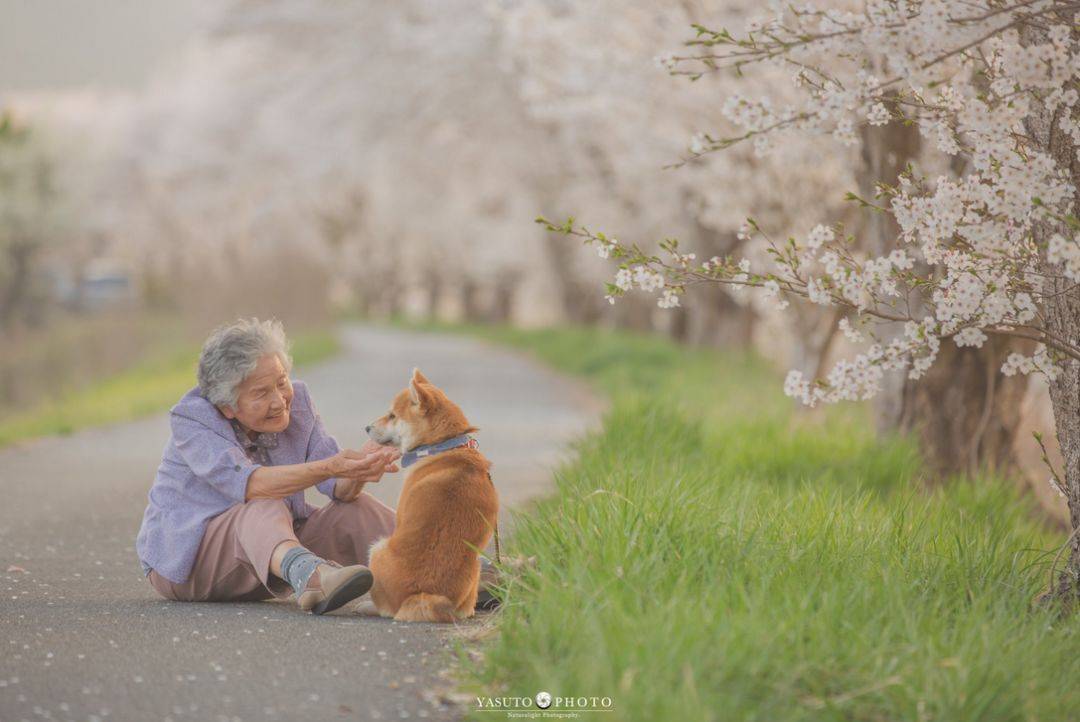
[324,445,397,479]
[330,443,400,502]
[246,443,399,502]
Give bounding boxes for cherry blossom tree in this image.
[543,0,1080,605]
[491,0,859,349]
[501,0,1032,474]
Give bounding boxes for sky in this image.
[0,0,199,92]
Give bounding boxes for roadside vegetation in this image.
[0,328,339,448]
[456,325,1079,722]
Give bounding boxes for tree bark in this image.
[860,98,1030,477]
[423,266,443,319]
[490,275,517,324]
[891,337,1034,479]
[0,237,36,330]
[1023,20,1080,605]
[681,216,755,348]
[1041,293,1080,604]
[541,234,606,325]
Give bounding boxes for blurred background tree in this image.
[0,113,60,331]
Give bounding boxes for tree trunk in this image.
[1023,21,1080,605]
[541,234,606,325]
[424,267,443,319]
[613,295,655,333]
[681,218,756,348]
[461,278,480,322]
[891,337,1033,479]
[490,275,517,324]
[668,306,691,343]
[861,98,1031,476]
[1041,298,1080,604]
[0,238,36,330]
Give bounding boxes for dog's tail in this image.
[394,593,457,623]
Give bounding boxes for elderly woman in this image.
[136,318,400,615]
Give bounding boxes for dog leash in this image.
[487,470,502,565]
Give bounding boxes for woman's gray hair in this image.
[197,318,293,408]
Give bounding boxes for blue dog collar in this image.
[400,434,478,468]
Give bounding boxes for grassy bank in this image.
[0,328,340,448]
[456,326,1078,722]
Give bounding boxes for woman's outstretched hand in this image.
[330,442,400,502]
[247,442,399,503]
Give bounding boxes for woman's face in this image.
[219,353,294,434]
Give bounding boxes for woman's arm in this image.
[244,448,395,501]
[244,460,331,501]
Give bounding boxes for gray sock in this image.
[280,546,324,595]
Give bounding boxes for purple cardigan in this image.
[135,380,341,584]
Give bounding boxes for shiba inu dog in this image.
[364,369,499,622]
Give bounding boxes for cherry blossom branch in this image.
[537,213,1080,366]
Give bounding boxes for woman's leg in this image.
[296,492,396,566]
[148,499,300,602]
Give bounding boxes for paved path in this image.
[0,324,599,722]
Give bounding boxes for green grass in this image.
[449,325,1078,722]
[0,328,341,448]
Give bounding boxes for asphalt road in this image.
[0,323,599,722]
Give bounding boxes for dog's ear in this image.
[409,375,435,409]
[411,368,431,386]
